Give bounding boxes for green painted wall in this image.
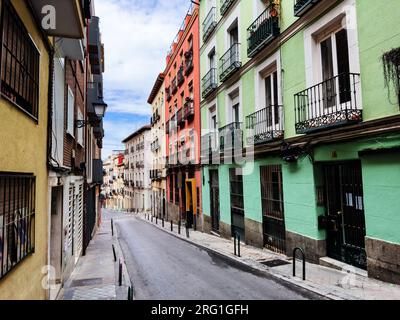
[281,31,306,139]
[356,0,400,121]
[218,165,232,225]
[282,158,324,240]
[362,153,400,244]
[201,168,211,217]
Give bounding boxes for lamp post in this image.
[76,100,108,128]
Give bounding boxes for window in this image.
[67,86,75,137]
[174,174,180,205]
[169,175,174,203]
[0,174,36,279]
[77,110,84,147]
[264,71,280,125]
[1,0,40,120]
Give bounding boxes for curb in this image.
[137,213,362,301]
[111,219,135,300]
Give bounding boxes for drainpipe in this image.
[83,17,90,256]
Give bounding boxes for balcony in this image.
[166,87,172,102]
[247,6,280,58]
[246,105,284,145]
[219,122,243,152]
[184,99,195,121]
[184,50,194,76]
[171,77,178,94]
[202,68,218,99]
[294,73,362,134]
[294,0,321,17]
[151,140,160,152]
[201,132,219,163]
[136,161,144,169]
[88,17,104,75]
[150,169,162,181]
[220,43,242,82]
[177,65,185,87]
[177,109,185,127]
[203,7,217,42]
[220,0,236,16]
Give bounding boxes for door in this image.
[209,170,220,232]
[260,165,286,254]
[324,162,367,270]
[229,168,245,239]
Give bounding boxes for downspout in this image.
[83,17,90,256]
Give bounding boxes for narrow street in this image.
[106,209,323,300]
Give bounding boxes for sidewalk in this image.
[137,212,400,300]
[58,214,131,300]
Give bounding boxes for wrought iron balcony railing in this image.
[201,132,219,163]
[246,105,284,145]
[202,68,217,98]
[171,77,178,94]
[166,86,172,101]
[247,6,280,58]
[294,0,321,17]
[177,108,185,127]
[184,99,195,121]
[203,7,217,42]
[219,122,243,152]
[220,0,236,16]
[220,43,242,82]
[177,65,185,87]
[294,73,362,134]
[184,50,194,75]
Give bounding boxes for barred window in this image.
[0,174,36,279]
[1,0,40,120]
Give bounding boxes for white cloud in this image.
[97,0,190,98]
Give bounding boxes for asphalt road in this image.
[105,210,322,300]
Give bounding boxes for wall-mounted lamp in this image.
[76,101,108,128]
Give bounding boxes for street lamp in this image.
[76,100,108,128]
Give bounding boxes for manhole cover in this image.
[259,259,291,267]
[71,278,103,287]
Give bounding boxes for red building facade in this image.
[165,4,201,228]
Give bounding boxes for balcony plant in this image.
[382,47,400,107]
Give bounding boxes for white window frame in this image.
[66,86,75,137]
[225,80,242,124]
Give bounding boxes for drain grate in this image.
[259,259,291,268]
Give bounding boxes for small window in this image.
[0,174,36,279]
[1,0,40,120]
[67,87,75,137]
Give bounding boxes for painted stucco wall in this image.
[0,0,50,300]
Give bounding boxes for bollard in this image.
[162,218,164,228]
[237,234,241,257]
[178,220,181,235]
[111,219,114,236]
[156,216,158,225]
[186,222,190,238]
[118,259,123,287]
[112,244,117,262]
[234,233,237,256]
[293,247,306,281]
[170,220,173,232]
[194,215,197,231]
[151,215,153,223]
[127,287,133,300]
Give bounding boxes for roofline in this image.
[122,125,151,143]
[147,73,165,104]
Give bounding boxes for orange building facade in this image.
[165,4,201,228]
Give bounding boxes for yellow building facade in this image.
[0,0,50,299]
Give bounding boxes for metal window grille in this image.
[74,184,83,257]
[0,0,40,119]
[0,174,36,279]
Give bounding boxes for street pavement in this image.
[113,211,323,300]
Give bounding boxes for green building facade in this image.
[199,0,400,284]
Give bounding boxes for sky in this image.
[96,0,191,159]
